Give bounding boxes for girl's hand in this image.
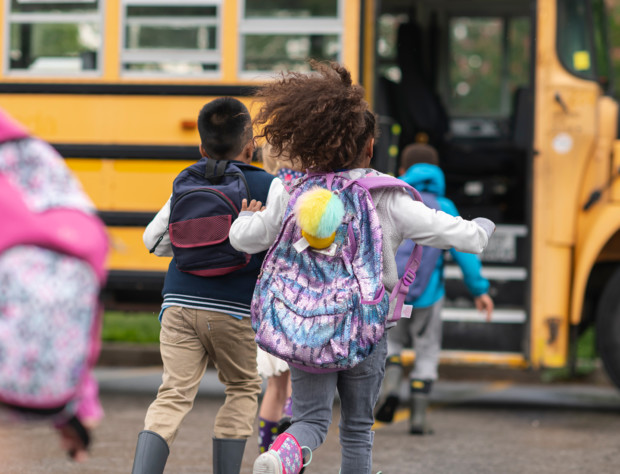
[241,199,265,212]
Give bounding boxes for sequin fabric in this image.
[252,170,389,371]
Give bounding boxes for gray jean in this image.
[286,335,388,474]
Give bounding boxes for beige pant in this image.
[144,306,262,444]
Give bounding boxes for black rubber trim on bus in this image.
[54,143,202,160]
[0,83,258,96]
[98,211,156,227]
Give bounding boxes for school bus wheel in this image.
[595,266,620,389]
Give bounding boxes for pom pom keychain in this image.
[294,187,345,249]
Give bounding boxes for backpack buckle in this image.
[401,268,416,286]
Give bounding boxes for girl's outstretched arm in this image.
[230,178,289,254]
[388,189,494,254]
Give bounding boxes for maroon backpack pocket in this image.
[169,214,232,248]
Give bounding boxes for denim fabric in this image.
[286,335,388,474]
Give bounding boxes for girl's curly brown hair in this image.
[253,61,375,172]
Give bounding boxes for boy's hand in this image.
[475,294,494,322]
[241,199,265,213]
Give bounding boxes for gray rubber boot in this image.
[131,430,169,474]
[213,437,246,474]
[374,356,403,423]
[409,392,434,435]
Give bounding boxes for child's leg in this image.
[408,299,444,435]
[336,335,388,474]
[286,367,338,451]
[375,320,409,422]
[409,299,443,383]
[201,311,263,439]
[260,372,291,420]
[143,306,208,445]
[258,372,291,452]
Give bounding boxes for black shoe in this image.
[277,415,292,434]
[375,393,400,423]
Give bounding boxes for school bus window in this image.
[508,18,531,93]
[557,0,596,80]
[7,0,102,74]
[121,1,220,76]
[242,34,340,73]
[591,0,612,91]
[376,13,408,83]
[447,17,530,119]
[240,0,342,74]
[448,18,503,116]
[244,0,338,18]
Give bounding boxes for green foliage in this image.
[541,326,598,383]
[102,311,161,344]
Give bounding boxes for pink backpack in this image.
[0,110,108,415]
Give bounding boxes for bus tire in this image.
[596,266,620,389]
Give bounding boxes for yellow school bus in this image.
[3,0,620,388]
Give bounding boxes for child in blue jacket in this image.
[375,143,494,434]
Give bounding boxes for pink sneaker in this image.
[253,433,310,474]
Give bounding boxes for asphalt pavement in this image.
[2,359,620,473]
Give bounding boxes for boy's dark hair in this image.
[197,97,253,160]
[253,61,374,172]
[400,143,440,170]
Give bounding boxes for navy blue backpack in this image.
[395,191,443,302]
[161,157,251,276]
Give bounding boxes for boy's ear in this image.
[199,144,207,157]
[241,138,255,163]
[398,167,405,176]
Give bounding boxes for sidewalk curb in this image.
[98,342,162,367]
[96,343,615,389]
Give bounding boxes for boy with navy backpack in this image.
[374,143,494,435]
[133,98,274,474]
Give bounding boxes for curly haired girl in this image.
[230,61,495,474]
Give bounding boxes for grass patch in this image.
[102,311,161,344]
[541,326,599,383]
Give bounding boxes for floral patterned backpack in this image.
[0,110,108,421]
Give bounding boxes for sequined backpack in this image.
[251,170,423,372]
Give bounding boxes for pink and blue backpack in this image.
[251,170,423,372]
[0,110,108,423]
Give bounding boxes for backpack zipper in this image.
[187,169,252,201]
[171,187,240,217]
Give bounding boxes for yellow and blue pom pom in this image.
[294,187,345,249]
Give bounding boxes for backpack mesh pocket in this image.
[169,215,232,248]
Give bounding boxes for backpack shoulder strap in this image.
[353,175,425,323]
[204,158,228,184]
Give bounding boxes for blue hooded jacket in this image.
[399,163,489,308]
